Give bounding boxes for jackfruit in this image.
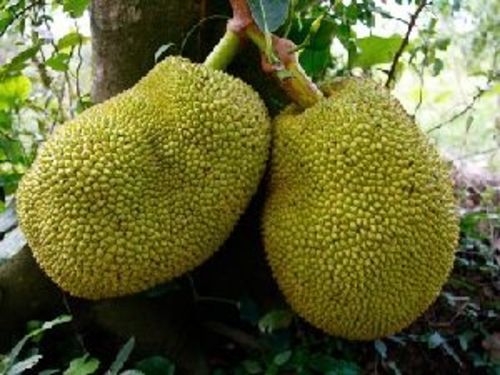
[16,56,271,300]
[263,78,458,340]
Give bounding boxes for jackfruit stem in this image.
[204,29,241,71]
[227,0,324,109]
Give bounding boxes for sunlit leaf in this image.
[427,332,446,349]
[45,53,71,72]
[273,350,292,366]
[6,355,43,375]
[0,9,13,34]
[351,35,403,68]
[63,355,100,375]
[63,0,90,18]
[1,45,40,75]
[374,340,387,359]
[432,58,444,76]
[258,309,293,333]
[241,360,262,374]
[107,337,135,375]
[0,75,31,110]
[57,31,88,50]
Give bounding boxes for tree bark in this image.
[90,0,202,102]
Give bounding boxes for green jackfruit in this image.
[17,57,271,300]
[263,79,458,340]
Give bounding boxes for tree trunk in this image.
[91,0,202,102]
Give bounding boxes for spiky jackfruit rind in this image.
[263,78,458,340]
[17,57,271,300]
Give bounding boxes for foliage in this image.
[0,0,90,199]
[0,323,176,375]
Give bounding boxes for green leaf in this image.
[0,45,40,76]
[273,350,292,366]
[427,332,446,349]
[309,17,335,49]
[435,37,451,50]
[0,138,27,165]
[374,340,387,359]
[351,35,403,69]
[39,370,60,375]
[299,48,331,79]
[309,354,361,375]
[386,361,402,375]
[45,53,71,72]
[134,356,175,375]
[63,0,90,18]
[248,0,290,32]
[3,315,71,374]
[63,355,100,375]
[6,355,43,375]
[258,309,293,334]
[107,337,135,375]
[441,342,463,367]
[154,43,175,63]
[0,171,23,192]
[458,330,478,352]
[0,75,31,110]
[75,94,93,114]
[0,9,14,34]
[239,296,260,325]
[0,110,12,131]
[432,58,444,76]
[241,360,262,374]
[460,212,488,239]
[57,32,88,50]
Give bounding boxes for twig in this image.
[427,86,490,133]
[372,8,410,25]
[413,42,428,116]
[458,147,499,160]
[385,0,429,88]
[187,275,239,307]
[74,19,84,101]
[60,291,88,353]
[203,321,265,351]
[180,15,230,55]
[0,0,44,37]
[428,301,469,327]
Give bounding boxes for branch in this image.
[203,321,265,351]
[458,147,499,160]
[427,85,490,133]
[385,0,429,88]
[0,1,44,37]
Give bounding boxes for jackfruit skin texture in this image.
[16,57,271,300]
[263,79,458,340]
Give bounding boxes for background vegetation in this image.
[0,0,498,374]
